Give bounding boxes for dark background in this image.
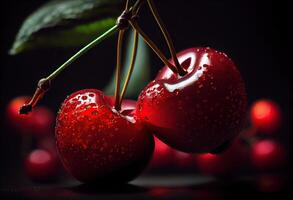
[0,0,291,199]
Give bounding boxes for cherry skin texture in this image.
[250,99,281,134]
[250,139,286,171]
[136,47,247,153]
[195,139,249,175]
[25,149,59,181]
[56,89,154,183]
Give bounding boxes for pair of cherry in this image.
[55,47,247,183]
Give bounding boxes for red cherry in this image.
[149,137,174,169]
[136,47,247,152]
[250,99,281,133]
[56,89,154,183]
[31,107,55,137]
[195,139,249,175]
[37,136,60,160]
[6,96,54,136]
[25,149,59,181]
[6,96,34,133]
[250,139,286,171]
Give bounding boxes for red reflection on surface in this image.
[251,139,287,170]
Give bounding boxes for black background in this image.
[0,0,291,199]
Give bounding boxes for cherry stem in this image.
[19,25,118,114]
[114,30,125,111]
[133,0,145,13]
[146,0,186,76]
[119,30,139,105]
[47,25,118,81]
[125,0,130,10]
[129,20,178,74]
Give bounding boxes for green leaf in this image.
[104,30,151,99]
[10,0,122,54]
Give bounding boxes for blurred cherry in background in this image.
[6,96,54,136]
[25,149,59,182]
[250,139,287,171]
[250,99,281,134]
[195,139,249,176]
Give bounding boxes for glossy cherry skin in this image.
[55,89,154,183]
[250,139,286,171]
[250,99,281,134]
[136,47,247,153]
[195,139,249,175]
[25,149,59,182]
[6,96,54,136]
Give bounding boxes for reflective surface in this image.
[1,174,288,199]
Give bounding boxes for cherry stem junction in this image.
[114,30,125,111]
[146,0,186,76]
[130,20,178,74]
[19,0,185,114]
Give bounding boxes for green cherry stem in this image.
[114,30,125,111]
[19,25,118,114]
[119,30,139,105]
[129,20,178,74]
[146,0,186,76]
[47,25,118,81]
